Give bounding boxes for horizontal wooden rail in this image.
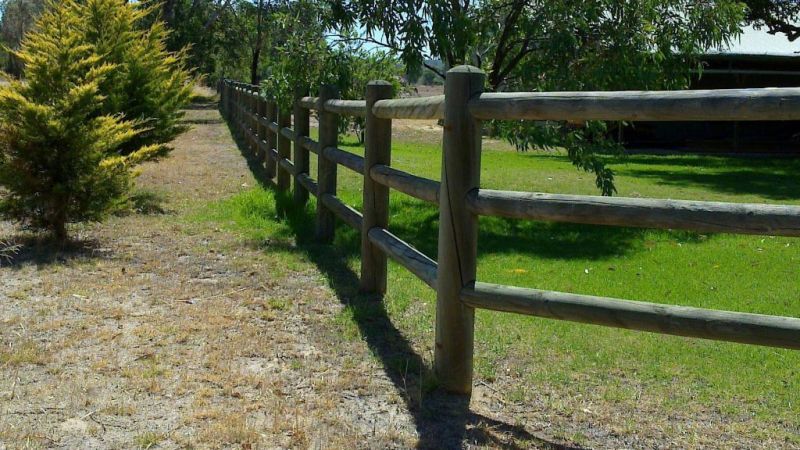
[372,95,445,120]
[367,227,438,289]
[299,136,320,155]
[320,193,363,231]
[222,70,800,399]
[296,173,318,196]
[322,146,365,174]
[462,282,800,350]
[280,127,295,141]
[468,88,800,122]
[370,164,440,204]
[299,96,318,110]
[466,189,800,236]
[279,157,295,175]
[324,99,367,117]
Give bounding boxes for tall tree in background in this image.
[0,0,44,76]
[745,0,800,42]
[328,0,746,193]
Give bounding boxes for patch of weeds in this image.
[199,413,259,446]
[103,403,136,417]
[135,431,164,449]
[0,341,49,366]
[0,238,21,263]
[473,356,497,382]
[332,308,360,341]
[121,355,169,380]
[266,297,291,311]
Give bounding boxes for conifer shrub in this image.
[0,0,193,241]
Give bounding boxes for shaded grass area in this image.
[201,125,568,448]
[203,126,800,445]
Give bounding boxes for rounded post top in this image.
[368,80,393,86]
[447,65,484,75]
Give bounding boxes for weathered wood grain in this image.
[370,164,439,204]
[467,189,800,236]
[299,96,319,110]
[469,88,800,122]
[372,95,445,120]
[462,282,800,350]
[294,88,311,205]
[278,157,295,176]
[435,65,484,395]
[323,146,365,174]
[368,227,438,289]
[296,173,318,197]
[320,193,363,231]
[277,110,292,190]
[324,99,367,117]
[265,101,277,179]
[361,81,393,295]
[316,85,339,242]
[299,136,320,155]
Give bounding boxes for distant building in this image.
[623,53,800,154]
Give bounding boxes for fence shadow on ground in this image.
[224,118,582,449]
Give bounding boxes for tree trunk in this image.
[249,0,265,85]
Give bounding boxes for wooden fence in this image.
[218,66,800,396]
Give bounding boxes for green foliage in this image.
[0,0,192,240]
[328,46,406,141]
[259,0,334,110]
[258,2,405,141]
[745,0,800,41]
[329,0,746,194]
[78,0,195,153]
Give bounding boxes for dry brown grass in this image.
[2,95,750,449]
[0,101,427,448]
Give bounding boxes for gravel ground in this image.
[0,96,556,449]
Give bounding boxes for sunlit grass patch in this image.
[202,130,800,440]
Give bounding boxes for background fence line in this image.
[218,66,800,396]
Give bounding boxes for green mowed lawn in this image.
[210,131,800,442]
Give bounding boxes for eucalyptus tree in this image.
[328,0,746,194]
[0,0,45,76]
[745,0,800,42]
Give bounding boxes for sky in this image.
[719,25,799,55]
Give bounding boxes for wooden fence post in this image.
[219,81,225,117]
[265,100,278,179]
[277,108,292,190]
[233,84,240,131]
[360,81,393,295]
[316,84,339,242]
[434,65,485,395]
[256,93,267,164]
[226,82,232,119]
[247,88,256,154]
[293,87,310,205]
[239,85,246,136]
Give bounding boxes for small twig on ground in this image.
[178,287,248,303]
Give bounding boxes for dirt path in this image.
[0,100,414,448]
[1,97,557,449]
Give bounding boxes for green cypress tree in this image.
[81,0,194,152]
[0,0,180,241]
